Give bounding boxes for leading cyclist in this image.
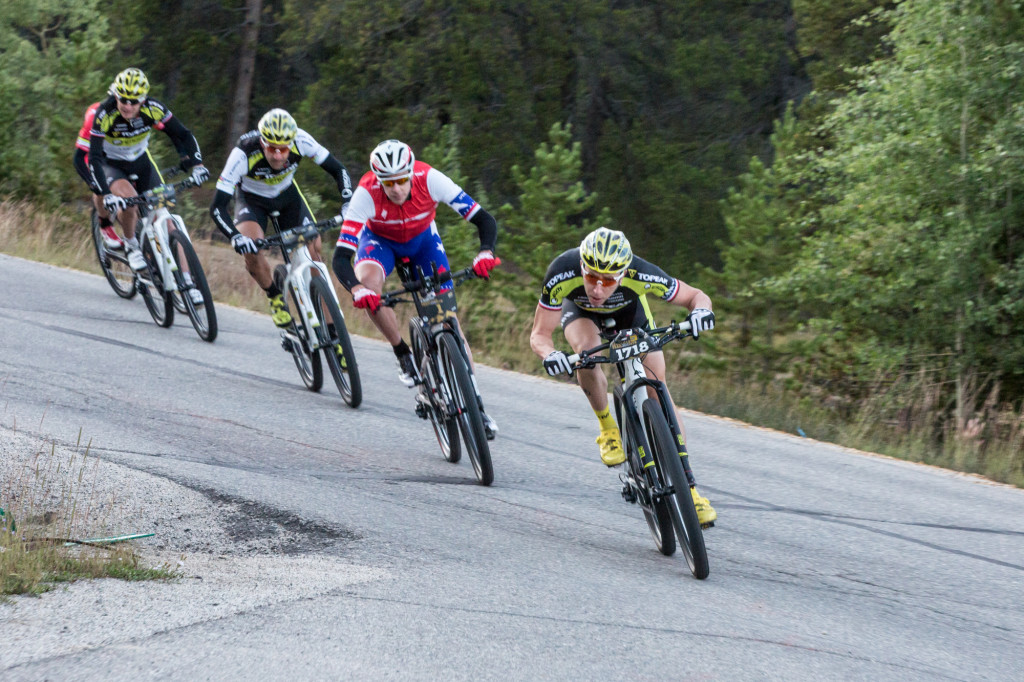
[331,139,500,439]
[529,227,717,526]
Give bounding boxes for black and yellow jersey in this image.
[214,129,330,199]
[87,95,201,194]
[538,248,679,314]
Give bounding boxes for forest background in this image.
[1,0,1022,485]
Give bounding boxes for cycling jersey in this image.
[76,102,100,152]
[73,102,101,192]
[210,128,351,239]
[337,161,480,249]
[214,129,329,199]
[538,248,680,315]
[88,95,201,195]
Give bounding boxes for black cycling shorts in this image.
[560,299,655,337]
[234,184,313,233]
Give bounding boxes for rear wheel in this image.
[138,232,173,328]
[616,392,675,556]
[410,320,459,463]
[438,332,493,486]
[169,231,217,342]
[91,210,136,299]
[642,399,708,579]
[309,275,361,407]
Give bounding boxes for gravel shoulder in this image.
[0,425,383,671]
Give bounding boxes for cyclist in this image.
[73,101,120,249]
[331,139,500,439]
[529,227,717,526]
[210,108,353,328]
[88,68,209,275]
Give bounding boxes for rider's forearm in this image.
[319,154,353,198]
[469,208,497,253]
[209,190,237,239]
[331,245,359,291]
[163,117,202,168]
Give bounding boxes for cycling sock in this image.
[594,406,617,432]
[392,339,411,358]
[265,281,282,299]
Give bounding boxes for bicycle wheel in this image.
[642,399,708,579]
[438,332,493,486]
[91,211,136,299]
[169,231,218,342]
[410,320,459,463]
[309,275,361,407]
[138,233,174,328]
[615,392,675,556]
[284,279,323,391]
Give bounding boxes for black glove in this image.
[544,350,573,377]
[687,308,715,338]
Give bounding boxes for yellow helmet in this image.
[258,108,297,146]
[111,68,149,101]
[579,227,633,274]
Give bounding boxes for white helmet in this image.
[369,139,415,180]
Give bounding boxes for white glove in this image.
[687,308,715,338]
[103,194,127,215]
[231,233,258,255]
[543,350,573,377]
[189,165,210,185]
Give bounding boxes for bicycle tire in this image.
[615,392,675,556]
[169,232,218,342]
[139,233,174,328]
[409,320,459,462]
[90,210,136,299]
[285,281,323,391]
[438,332,493,486]
[642,399,708,579]
[309,276,361,407]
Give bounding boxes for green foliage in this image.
[499,122,611,307]
[0,1,112,204]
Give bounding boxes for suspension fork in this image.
[650,380,697,487]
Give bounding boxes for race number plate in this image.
[609,329,653,362]
[417,289,458,325]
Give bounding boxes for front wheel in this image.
[284,278,323,392]
[616,392,675,557]
[309,275,361,407]
[169,231,217,342]
[410,320,459,463]
[138,232,174,328]
[642,399,708,579]
[438,332,493,486]
[91,210,136,299]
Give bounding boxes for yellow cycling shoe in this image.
[691,487,717,528]
[596,429,625,467]
[268,294,293,328]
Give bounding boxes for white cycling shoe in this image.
[125,246,147,271]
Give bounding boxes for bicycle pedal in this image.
[414,402,430,420]
[620,484,637,504]
[700,521,715,530]
[281,336,294,353]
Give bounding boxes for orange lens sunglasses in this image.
[581,267,623,287]
[381,177,410,188]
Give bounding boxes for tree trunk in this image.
[226,0,262,154]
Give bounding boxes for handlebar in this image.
[254,215,343,251]
[122,172,202,209]
[566,320,693,369]
[380,266,480,307]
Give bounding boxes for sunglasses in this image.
[381,177,410,188]
[264,143,291,154]
[117,96,143,105]
[581,266,624,287]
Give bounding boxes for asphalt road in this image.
[2,253,1023,680]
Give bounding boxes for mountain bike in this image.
[91,169,217,342]
[380,262,493,486]
[256,213,361,408]
[568,320,709,579]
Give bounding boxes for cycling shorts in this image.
[101,155,160,194]
[235,184,313,233]
[355,223,452,291]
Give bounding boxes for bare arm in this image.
[670,280,712,312]
[530,305,563,359]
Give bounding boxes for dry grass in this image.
[1,432,176,599]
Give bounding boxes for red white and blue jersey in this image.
[76,102,101,152]
[337,161,480,249]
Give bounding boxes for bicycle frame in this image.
[268,217,342,353]
[136,200,188,296]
